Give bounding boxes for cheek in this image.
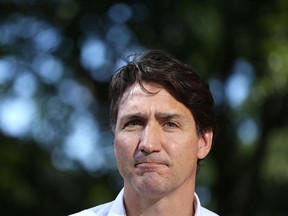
[114,135,135,162]
[166,133,197,151]
[114,138,125,160]
[114,136,137,178]
[114,131,140,150]
[114,139,127,177]
[168,136,199,162]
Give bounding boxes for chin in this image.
[134,176,171,197]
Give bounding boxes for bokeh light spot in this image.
[0,57,17,84]
[108,3,132,24]
[33,54,64,84]
[225,59,254,108]
[237,118,259,145]
[13,71,37,97]
[80,37,106,71]
[0,98,36,137]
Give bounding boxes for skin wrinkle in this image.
[113,83,213,216]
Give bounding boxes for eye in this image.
[164,121,179,129]
[124,119,143,128]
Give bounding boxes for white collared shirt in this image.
[70,188,218,216]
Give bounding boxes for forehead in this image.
[119,83,171,105]
[117,82,191,116]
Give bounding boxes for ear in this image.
[197,129,213,159]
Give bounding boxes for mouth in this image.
[134,159,170,168]
[134,155,171,169]
[134,163,168,175]
[135,161,164,167]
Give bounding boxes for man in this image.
[71,50,218,216]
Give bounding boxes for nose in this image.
[138,123,162,154]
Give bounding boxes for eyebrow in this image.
[118,112,146,123]
[118,112,185,122]
[155,112,185,121]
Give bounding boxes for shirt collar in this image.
[110,189,203,216]
[193,192,202,216]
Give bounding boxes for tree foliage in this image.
[0,0,287,215]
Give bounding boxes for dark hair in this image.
[109,49,216,137]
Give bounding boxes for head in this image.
[109,49,216,139]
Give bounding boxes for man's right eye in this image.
[124,119,143,128]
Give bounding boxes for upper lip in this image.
[134,157,169,167]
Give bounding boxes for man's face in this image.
[114,83,212,198]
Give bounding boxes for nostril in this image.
[140,148,150,155]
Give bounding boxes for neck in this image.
[123,183,196,216]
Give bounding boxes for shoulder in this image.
[69,189,125,216]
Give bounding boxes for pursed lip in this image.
[135,163,167,172]
[134,157,170,167]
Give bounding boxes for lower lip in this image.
[135,162,166,169]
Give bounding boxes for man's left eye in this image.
[165,122,178,128]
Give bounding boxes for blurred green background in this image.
[0,0,287,215]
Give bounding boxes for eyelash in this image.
[122,119,179,130]
[164,121,179,128]
[124,119,143,128]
